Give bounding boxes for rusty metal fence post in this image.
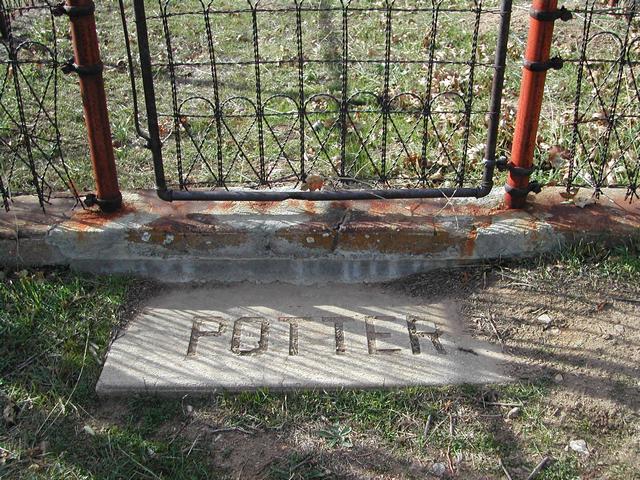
[54,0,122,212]
[506,0,571,208]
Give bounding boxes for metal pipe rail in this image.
[128,0,514,203]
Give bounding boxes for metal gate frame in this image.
[128,0,513,202]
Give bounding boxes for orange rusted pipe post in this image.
[507,0,569,208]
[60,0,121,212]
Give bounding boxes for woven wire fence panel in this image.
[534,0,639,201]
[0,0,88,210]
[131,0,509,193]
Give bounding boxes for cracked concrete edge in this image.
[0,188,638,282]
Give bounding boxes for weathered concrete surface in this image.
[96,283,511,396]
[1,188,639,283]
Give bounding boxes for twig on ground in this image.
[486,402,524,408]
[168,419,192,446]
[206,425,255,435]
[118,447,162,480]
[499,457,513,480]
[257,456,282,475]
[449,414,455,437]
[611,296,640,305]
[487,312,506,351]
[426,417,447,441]
[446,414,456,475]
[35,328,90,438]
[526,456,552,480]
[289,454,314,473]
[446,444,455,476]
[423,414,433,438]
[8,339,65,375]
[184,432,201,457]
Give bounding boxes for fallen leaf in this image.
[3,402,18,426]
[304,174,324,192]
[23,441,47,464]
[506,407,521,419]
[547,145,571,168]
[591,110,609,125]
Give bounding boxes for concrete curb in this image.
[1,188,638,283]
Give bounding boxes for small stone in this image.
[306,237,315,244]
[430,462,447,477]
[613,324,625,336]
[569,439,589,455]
[547,327,561,335]
[185,404,194,416]
[163,234,175,246]
[554,373,564,383]
[3,402,17,426]
[537,313,553,325]
[506,407,521,419]
[141,232,151,242]
[83,425,96,436]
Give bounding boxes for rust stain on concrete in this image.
[338,226,456,255]
[275,224,337,251]
[463,226,479,258]
[126,214,248,250]
[334,211,461,254]
[539,202,640,236]
[67,203,135,232]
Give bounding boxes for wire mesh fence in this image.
[0,0,83,211]
[0,0,639,210]
[126,0,512,199]
[537,0,639,201]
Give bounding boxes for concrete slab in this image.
[97,283,511,396]
[1,188,639,283]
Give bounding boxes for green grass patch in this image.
[1,264,636,478]
[0,269,221,479]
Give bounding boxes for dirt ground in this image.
[90,258,639,480]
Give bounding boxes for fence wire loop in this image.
[0,0,82,212]
[1,0,639,210]
[564,1,639,200]
[127,0,513,201]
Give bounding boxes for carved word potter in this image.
[186,315,445,357]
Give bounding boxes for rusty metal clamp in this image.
[61,57,104,76]
[51,2,95,17]
[523,56,564,72]
[530,6,573,22]
[505,181,543,198]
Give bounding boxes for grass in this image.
[1,1,638,197]
[535,238,640,279]
[3,247,639,478]
[0,270,220,479]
